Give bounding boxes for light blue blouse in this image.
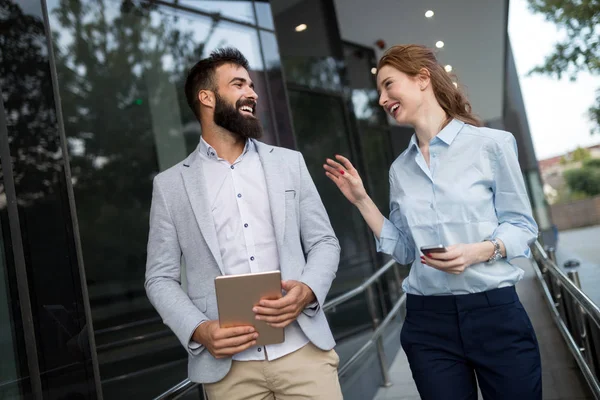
[377,119,538,295]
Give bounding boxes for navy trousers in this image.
[401,286,542,400]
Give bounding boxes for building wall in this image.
[551,195,600,231]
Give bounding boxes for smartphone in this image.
[420,244,448,254]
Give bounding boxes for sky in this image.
[508,0,600,160]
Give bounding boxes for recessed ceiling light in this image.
[425,10,434,18]
[445,65,453,72]
[371,67,377,75]
[436,41,445,49]
[295,24,307,32]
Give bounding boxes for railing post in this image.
[365,285,392,387]
[567,270,595,374]
[546,246,557,264]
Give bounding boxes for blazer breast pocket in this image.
[285,189,296,199]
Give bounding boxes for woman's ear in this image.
[418,67,431,90]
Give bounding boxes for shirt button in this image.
[244,223,248,228]
[237,193,242,198]
[430,203,434,209]
[258,348,262,352]
[230,165,235,169]
[250,256,255,261]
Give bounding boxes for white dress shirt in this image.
[196,137,309,361]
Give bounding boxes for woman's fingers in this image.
[326,158,344,171]
[323,163,344,178]
[335,154,355,171]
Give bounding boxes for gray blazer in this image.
[145,140,340,383]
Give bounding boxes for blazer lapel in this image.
[180,149,225,274]
[256,141,286,253]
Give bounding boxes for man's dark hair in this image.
[184,47,250,118]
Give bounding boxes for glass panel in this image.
[271,0,342,91]
[254,1,274,30]
[259,30,296,148]
[343,44,387,126]
[176,0,255,25]
[359,125,392,215]
[45,0,277,395]
[0,0,97,397]
[287,90,374,338]
[0,220,27,399]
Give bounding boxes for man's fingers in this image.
[268,320,293,329]
[215,340,258,358]
[259,295,295,309]
[257,312,296,323]
[214,325,255,340]
[253,304,295,316]
[214,332,258,350]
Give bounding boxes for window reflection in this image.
[175,0,255,25]
[0,221,26,399]
[271,0,343,91]
[287,90,376,338]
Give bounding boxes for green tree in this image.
[571,146,591,162]
[564,163,600,196]
[527,0,600,133]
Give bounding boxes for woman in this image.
[324,44,541,399]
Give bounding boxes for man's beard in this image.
[213,93,263,139]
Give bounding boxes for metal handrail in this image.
[153,259,405,400]
[324,259,396,312]
[533,242,600,328]
[531,240,600,399]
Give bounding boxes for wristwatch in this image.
[486,238,503,263]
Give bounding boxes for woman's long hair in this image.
[378,44,482,127]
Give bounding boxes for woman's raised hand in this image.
[323,155,368,205]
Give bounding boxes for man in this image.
[145,47,342,399]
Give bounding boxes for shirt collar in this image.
[199,136,254,160]
[436,118,465,145]
[407,118,465,152]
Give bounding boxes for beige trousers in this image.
[203,343,343,400]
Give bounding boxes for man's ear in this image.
[198,90,214,108]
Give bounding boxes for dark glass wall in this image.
[270,0,397,340]
[0,0,99,398]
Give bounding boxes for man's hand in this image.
[192,321,257,359]
[252,280,316,328]
[421,242,495,275]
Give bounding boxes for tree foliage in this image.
[527,0,600,133]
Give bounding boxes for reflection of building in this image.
[0,1,549,399]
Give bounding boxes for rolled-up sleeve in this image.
[491,134,538,261]
[375,167,416,265]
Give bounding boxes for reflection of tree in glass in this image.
[0,0,64,207]
[282,56,343,91]
[287,91,371,273]
[49,0,219,289]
